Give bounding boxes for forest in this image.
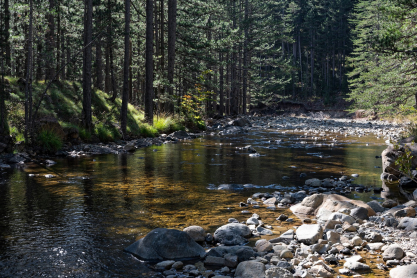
[0,0,416,147]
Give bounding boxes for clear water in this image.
[0,129,397,277]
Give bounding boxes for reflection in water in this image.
[0,130,393,276]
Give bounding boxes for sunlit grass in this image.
[3,77,185,146]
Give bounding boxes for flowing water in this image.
[0,129,401,277]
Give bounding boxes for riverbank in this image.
[0,114,408,169]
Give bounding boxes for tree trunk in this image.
[25,0,33,143]
[104,0,112,93]
[56,5,60,80]
[167,0,177,113]
[242,0,248,114]
[121,0,130,138]
[129,39,133,102]
[145,0,154,124]
[82,0,93,132]
[61,26,66,80]
[4,0,11,73]
[36,42,43,80]
[45,0,56,81]
[230,0,238,115]
[219,52,224,115]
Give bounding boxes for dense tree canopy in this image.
[0,0,415,142]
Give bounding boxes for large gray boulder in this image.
[296,224,323,245]
[390,264,417,278]
[397,217,417,231]
[235,261,266,278]
[124,228,206,262]
[214,223,252,245]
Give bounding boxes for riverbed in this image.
[0,120,405,277]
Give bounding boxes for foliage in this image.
[180,71,213,130]
[154,115,184,134]
[347,0,417,115]
[94,123,121,142]
[139,123,158,138]
[37,129,63,152]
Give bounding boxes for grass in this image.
[3,76,186,150]
[37,129,63,152]
[154,114,185,134]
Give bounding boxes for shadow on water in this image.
[0,130,400,276]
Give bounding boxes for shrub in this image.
[154,115,185,134]
[79,127,91,141]
[37,129,63,152]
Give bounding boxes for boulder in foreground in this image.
[390,264,417,278]
[124,228,206,262]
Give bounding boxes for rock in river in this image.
[235,261,266,278]
[183,226,206,242]
[295,224,323,245]
[124,228,206,262]
[390,264,417,278]
[213,223,252,245]
[218,184,245,190]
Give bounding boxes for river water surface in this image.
[0,129,399,277]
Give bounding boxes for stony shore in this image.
[121,116,415,278]
[125,190,417,278]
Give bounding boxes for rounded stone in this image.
[183,225,206,242]
[383,244,404,260]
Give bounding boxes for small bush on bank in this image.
[37,129,63,152]
[154,115,184,134]
[79,127,91,141]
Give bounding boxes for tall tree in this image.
[3,0,10,73]
[25,0,33,143]
[95,0,104,90]
[0,0,7,135]
[167,0,177,113]
[45,0,56,80]
[82,0,93,132]
[121,0,130,137]
[145,0,154,124]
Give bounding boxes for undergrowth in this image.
[3,77,186,148]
